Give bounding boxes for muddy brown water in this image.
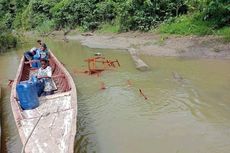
[0,38,230,153]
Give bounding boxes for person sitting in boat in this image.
[37,40,49,55]
[36,59,56,96]
[37,39,42,47]
[24,42,49,68]
[24,40,43,60]
[23,47,41,68]
[39,43,50,60]
[24,47,38,61]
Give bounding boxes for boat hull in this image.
[10,51,77,153]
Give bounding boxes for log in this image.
[81,32,94,36]
[128,48,149,71]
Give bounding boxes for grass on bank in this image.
[156,14,230,42]
[73,21,120,34]
[216,27,230,42]
[156,14,214,35]
[32,14,229,43]
[86,14,230,42]
[75,26,85,33]
[35,20,55,35]
[97,21,120,34]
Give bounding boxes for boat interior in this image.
[20,56,71,94]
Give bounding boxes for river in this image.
[0,38,230,153]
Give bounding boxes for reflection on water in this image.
[0,39,230,153]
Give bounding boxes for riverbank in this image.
[64,31,230,59]
[24,30,230,59]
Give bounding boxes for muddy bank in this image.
[66,31,230,59]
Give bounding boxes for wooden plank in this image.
[22,95,71,119]
[21,109,74,153]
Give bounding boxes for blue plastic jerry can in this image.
[16,81,39,110]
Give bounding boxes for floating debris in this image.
[127,80,132,86]
[84,56,120,75]
[94,52,102,56]
[139,89,148,100]
[172,72,183,81]
[8,79,14,87]
[81,32,94,36]
[100,82,106,90]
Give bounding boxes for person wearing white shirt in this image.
[37,59,56,96]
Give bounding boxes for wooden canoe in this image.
[10,51,77,153]
[0,86,1,150]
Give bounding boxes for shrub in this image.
[119,0,187,31]
[0,0,229,34]
[216,26,230,42]
[36,20,55,35]
[157,14,214,35]
[98,20,120,33]
[203,0,230,28]
[0,33,17,52]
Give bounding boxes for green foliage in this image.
[95,1,117,22]
[157,14,230,42]
[0,23,17,52]
[157,14,214,35]
[0,0,10,17]
[0,0,229,34]
[0,0,227,49]
[216,27,230,42]
[2,13,15,29]
[20,0,58,30]
[98,21,120,33]
[75,26,85,33]
[203,0,230,28]
[51,0,117,30]
[186,0,205,12]
[51,0,96,29]
[120,0,169,31]
[36,20,55,35]
[0,34,17,51]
